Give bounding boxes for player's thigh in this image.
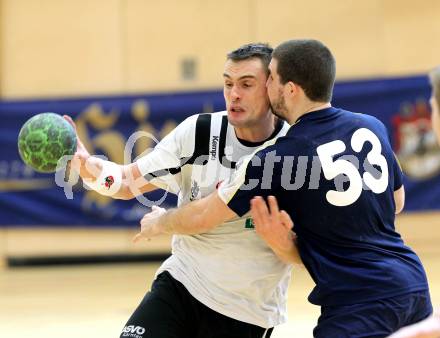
[205,324,272,338]
[314,291,433,338]
[198,322,272,338]
[404,290,433,325]
[314,301,400,338]
[119,272,191,338]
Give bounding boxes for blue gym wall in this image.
[0,75,437,226]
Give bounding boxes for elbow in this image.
[394,186,405,215]
[395,202,404,215]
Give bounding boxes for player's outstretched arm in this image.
[251,196,302,265]
[64,115,157,200]
[133,191,237,241]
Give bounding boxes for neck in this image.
[234,112,277,142]
[287,101,331,124]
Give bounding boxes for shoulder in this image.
[187,110,228,129]
[178,110,226,124]
[343,109,385,127]
[175,113,199,131]
[338,109,389,135]
[175,111,226,133]
[253,133,306,159]
[163,113,207,145]
[212,110,228,117]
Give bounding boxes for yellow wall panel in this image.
[0,0,439,97]
[1,0,123,98]
[124,0,254,92]
[382,0,440,75]
[255,0,386,79]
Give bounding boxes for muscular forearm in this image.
[77,156,130,199]
[156,193,235,235]
[134,192,236,242]
[64,115,151,199]
[158,206,214,235]
[113,165,156,200]
[77,157,156,200]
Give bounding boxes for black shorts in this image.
[120,271,273,338]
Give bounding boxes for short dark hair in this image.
[272,39,336,102]
[227,43,273,75]
[429,66,440,106]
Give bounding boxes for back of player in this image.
[224,106,432,337]
[217,38,433,338]
[278,108,429,307]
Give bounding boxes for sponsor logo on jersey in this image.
[121,325,146,338]
[104,175,114,189]
[245,218,255,229]
[210,135,219,160]
[392,100,440,179]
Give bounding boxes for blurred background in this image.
[0,1,440,337]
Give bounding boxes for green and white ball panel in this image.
[18,113,77,173]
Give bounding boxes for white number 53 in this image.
[316,128,389,207]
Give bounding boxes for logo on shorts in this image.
[121,325,146,338]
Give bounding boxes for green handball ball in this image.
[18,113,77,173]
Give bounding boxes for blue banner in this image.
[0,75,437,226]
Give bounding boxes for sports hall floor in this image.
[0,212,439,338]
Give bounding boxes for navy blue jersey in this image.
[219,107,429,306]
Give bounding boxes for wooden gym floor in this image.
[0,211,439,338]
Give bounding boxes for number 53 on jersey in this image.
[317,128,389,207]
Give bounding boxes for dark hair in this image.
[429,66,440,106]
[272,39,336,102]
[227,43,273,75]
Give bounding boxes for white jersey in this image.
[136,111,292,328]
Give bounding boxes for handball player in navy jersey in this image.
[135,39,432,338]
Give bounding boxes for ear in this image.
[285,81,298,97]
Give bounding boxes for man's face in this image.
[223,58,271,128]
[430,95,440,143]
[266,59,289,121]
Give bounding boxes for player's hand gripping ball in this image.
[18,112,77,173]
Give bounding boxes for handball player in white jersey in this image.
[65,43,298,338]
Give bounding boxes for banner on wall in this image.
[0,75,437,226]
